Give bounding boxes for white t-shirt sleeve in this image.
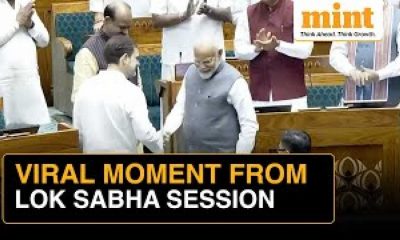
[127,88,163,153]
[90,0,105,13]
[150,0,168,15]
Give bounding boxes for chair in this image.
[138,55,162,130]
[51,2,93,117]
[304,55,345,107]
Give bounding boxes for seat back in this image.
[304,55,345,107]
[55,12,94,61]
[52,1,93,62]
[138,55,162,107]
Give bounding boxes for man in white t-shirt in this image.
[74,35,163,153]
[90,0,151,31]
[150,0,232,81]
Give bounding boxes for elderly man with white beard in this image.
[163,40,259,153]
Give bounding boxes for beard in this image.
[198,60,221,80]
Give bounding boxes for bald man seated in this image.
[163,41,259,153]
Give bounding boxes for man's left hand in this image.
[254,35,280,52]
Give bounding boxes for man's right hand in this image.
[163,131,172,146]
[16,1,35,28]
[254,28,279,52]
[349,69,368,86]
[183,0,199,21]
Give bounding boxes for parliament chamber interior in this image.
[1,0,400,221]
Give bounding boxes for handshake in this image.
[162,130,172,147]
[349,66,379,86]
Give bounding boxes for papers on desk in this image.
[253,103,292,113]
[297,106,349,112]
[343,99,387,108]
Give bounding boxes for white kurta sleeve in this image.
[128,90,163,153]
[275,40,313,60]
[377,22,400,80]
[28,11,49,48]
[234,11,260,60]
[0,18,19,47]
[231,0,248,25]
[150,0,168,15]
[227,78,259,153]
[329,41,357,76]
[163,78,186,135]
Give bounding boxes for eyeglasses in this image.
[194,56,217,68]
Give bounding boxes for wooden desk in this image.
[0,123,80,159]
[256,108,400,211]
[0,123,80,198]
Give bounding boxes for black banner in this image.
[2,154,334,224]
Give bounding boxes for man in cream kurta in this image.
[0,0,50,127]
[72,2,142,103]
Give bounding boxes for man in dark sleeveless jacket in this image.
[234,0,314,111]
[163,41,259,153]
[72,1,139,103]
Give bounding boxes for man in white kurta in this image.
[73,35,162,153]
[0,0,50,127]
[150,0,232,81]
[329,0,400,106]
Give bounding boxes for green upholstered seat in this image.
[307,85,343,108]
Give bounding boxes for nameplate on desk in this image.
[255,105,292,113]
[0,124,39,136]
[298,106,349,112]
[343,99,387,109]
